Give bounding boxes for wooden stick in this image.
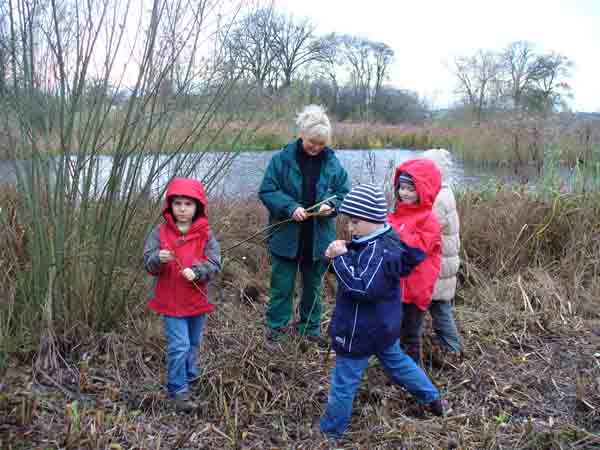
[222,195,337,254]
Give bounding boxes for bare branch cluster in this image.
[217,5,420,123]
[451,41,574,124]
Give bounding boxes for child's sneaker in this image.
[188,374,202,385]
[427,335,462,368]
[172,392,197,413]
[428,398,449,417]
[312,417,342,443]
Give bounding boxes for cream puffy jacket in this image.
[422,149,460,301]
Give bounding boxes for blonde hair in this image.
[422,148,452,183]
[296,104,331,143]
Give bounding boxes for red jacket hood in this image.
[163,178,209,235]
[389,159,442,311]
[163,178,208,218]
[393,159,441,213]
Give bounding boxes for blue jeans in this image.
[320,340,440,437]
[163,314,207,397]
[429,300,461,353]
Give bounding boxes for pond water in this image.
[0,148,567,198]
[216,148,519,195]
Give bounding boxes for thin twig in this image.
[222,195,337,254]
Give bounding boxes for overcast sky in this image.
[274,0,600,112]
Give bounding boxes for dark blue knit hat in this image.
[339,184,388,223]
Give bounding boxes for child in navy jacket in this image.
[320,184,445,437]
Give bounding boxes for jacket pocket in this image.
[330,303,354,352]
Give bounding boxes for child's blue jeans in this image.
[429,300,461,353]
[163,314,207,397]
[320,340,440,437]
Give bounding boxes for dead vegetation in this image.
[1,189,600,450]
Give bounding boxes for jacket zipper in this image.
[348,304,359,352]
[174,234,185,315]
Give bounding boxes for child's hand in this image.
[325,240,348,258]
[182,268,196,281]
[318,204,334,217]
[159,249,174,263]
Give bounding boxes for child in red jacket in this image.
[143,178,221,411]
[388,160,442,365]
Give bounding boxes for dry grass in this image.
[446,116,600,168]
[1,189,600,449]
[3,107,597,167]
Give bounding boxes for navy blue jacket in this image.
[329,225,425,357]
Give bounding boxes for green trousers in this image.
[267,253,327,337]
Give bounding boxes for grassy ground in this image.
[1,189,599,449]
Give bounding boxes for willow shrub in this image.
[0,0,255,362]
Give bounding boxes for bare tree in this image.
[452,42,573,121]
[452,50,501,124]
[309,33,396,121]
[340,36,395,121]
[341,35,372,118]
[0,5,7,99]
[314,33,342,112]
[226,5,278,89]
[372,41,394,107]
[271,13,322,88]
[525,52,573,115]
[501,41,547,110]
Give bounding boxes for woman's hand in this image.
[182,268,196,281]
[318,204,334,217]
[325,240,348,258]
[159,249,174,263]
[292,207,308,222]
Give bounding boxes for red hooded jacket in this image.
[388,159,442,311]
[147,178,213,316]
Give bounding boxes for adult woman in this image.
[259,105,350,347]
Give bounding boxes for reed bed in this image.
[198,118,599,168]
[444,117,600,167]
[1,187,599,450]
[4,113,596,170]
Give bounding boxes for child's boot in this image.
[428,398,449,417]
[172,392,197,413]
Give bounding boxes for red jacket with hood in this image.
[388,159,442,311]
[146,178,214,317]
